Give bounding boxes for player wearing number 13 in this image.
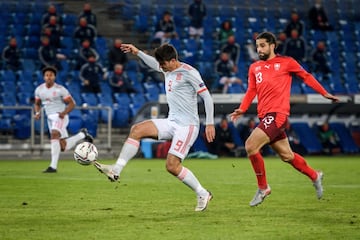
[230,32,339,206]
[94,43,215,211]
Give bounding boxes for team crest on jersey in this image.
[274,63,280,71]
[176,73,182,80]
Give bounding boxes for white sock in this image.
[50,139,61,169]
[65,132,85,151]
[177,167,207,196]
[114,138,140,175]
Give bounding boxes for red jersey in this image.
[239,55,327,118]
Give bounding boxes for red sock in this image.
[290,153,317,181]
[249,152,267,189]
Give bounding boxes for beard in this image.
[258,52,270,60]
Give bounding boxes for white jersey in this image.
[34,83,72,116]
[138,51,209,127]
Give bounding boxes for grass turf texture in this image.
[0,156,359,240]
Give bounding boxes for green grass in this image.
[0,156,359,240]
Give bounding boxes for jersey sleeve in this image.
[239,65,257,112]
[288,58,327,95]
[61,86,72,101]
[187,66,208,93]
[34,86,40,101]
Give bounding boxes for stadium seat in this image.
[22,59,37,72]
[13,114,31,139]
[81,113,97,137]
[143,82,160,102]
[67,109,83,136]
[134,15,149,32]
[129,93,146,117]
[81,92,98,106]
[329,122,359,153]
[191,124,209,152]
[98,93,113,123]
[112,103,130,128]
[62,13,77,26]
[291,122,323,154]
[0,70,17,82]
[0,117,13,134]
[125,59,138,72]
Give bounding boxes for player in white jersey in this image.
[34,66,93,173]
[95,44,215,211]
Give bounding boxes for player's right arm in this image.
[34,97,42,120]
[230,65,257,122]
[121,44,161,72]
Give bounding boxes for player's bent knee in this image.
[279,152,295,162]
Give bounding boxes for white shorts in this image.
[152,118,199,160]
[188,26,204,36]
[47,113,69,138]
[219,76,239,85]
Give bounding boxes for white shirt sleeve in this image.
[137,51,162,72]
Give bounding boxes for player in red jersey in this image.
[230,32,339,206]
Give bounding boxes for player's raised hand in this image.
[120,44,139,55]
[230,108,244,123]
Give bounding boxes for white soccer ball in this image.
[74,142,98,165]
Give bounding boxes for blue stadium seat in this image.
[134,15,149,32]
[0,81,17,93]
[125,59,139,72]
[22,59,37,72]
[329,122,359,153]
[112,103,130,128]
[0,70,16,82]
[98,93,113,123]
[17,92,33,105]
[62,13,77,26]
[129,93,146,117]
[68,108,83,135]
[191,124,209,152]
[0,118,13,133]
[13,114,31,139]
[25,24,41,36]
[143,82,160,101]
[22,48,38,60]
[114,92,131,106]
[81,92,98,106]
[291,122,323,154]
[81,113,97,137]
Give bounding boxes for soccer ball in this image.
[74,142,98,165]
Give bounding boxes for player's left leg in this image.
[166,154,212,211]
[271,138,323,199]
[95,119,159,181]
[166,124,212,211]
[43,129,61,173]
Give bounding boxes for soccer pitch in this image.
[0,156,359,240]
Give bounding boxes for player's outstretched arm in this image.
[120,44,139,55]
[323,93,340,103]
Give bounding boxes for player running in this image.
[34,66,93,173]
[94,43,215,211]
[230,32,339,206]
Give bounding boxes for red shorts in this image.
[258,112,288,144]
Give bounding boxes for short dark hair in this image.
[154,44,178,64]
[256,31,277,49]
[42,66,57,76]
